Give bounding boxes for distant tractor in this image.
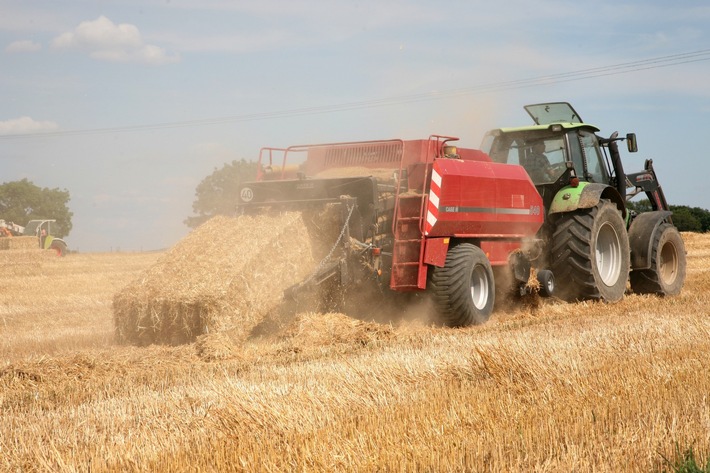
[0,219,69,256]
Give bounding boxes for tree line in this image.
[0,179,72,237]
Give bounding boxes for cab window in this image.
[483,134,520,165]
[579,130,609,183]
[483,133,568,185]
[521,137,566,184]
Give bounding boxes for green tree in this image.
[185,160,258,228]
[626,198,652,213]
[627,199,710,232]
[0,179,73,238]
[670,206,702,232]
[685,206,710,232]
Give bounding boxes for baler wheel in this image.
[630,223,686,296]
[536,269,555,298]
[550,199,630,302]
[430,243,495,326]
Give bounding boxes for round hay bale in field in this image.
[113,213,317,346]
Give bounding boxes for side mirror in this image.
[626,133,638,153]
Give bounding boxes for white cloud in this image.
[0,117,59,135]
[50,15,180,65]
[5,40,42,53]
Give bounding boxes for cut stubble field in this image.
[1,233,709,472]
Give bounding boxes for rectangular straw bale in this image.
[113,212,319,346]
[0,248,49,276]
[0,236,38,251]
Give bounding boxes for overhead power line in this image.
[2,48,710,140]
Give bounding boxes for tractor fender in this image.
[627,210,673,270]
[549,182,626,218]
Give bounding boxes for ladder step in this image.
[396,228,421,238]
[392,240,422,264]
[394,238,422,244]
[390,263,420,289]
[396,198,426,218]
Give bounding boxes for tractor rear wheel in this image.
[430,243,495,326]
[49,240,67,257]
[550,200,630,302]
[630,223,686,296]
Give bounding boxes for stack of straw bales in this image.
[113,213,316,346]
[0,236,37,251]
[0,248,53,276]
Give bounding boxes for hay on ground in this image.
[279,312,395,348]
[195,332,240,362]
[113,213,318,346]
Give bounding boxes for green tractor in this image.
[23,219,69,256]
[481,102,686,302]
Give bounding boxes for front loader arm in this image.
[626,159,671,213]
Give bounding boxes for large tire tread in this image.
[630,223,686,296]
[49,240,67,257]
[430,243,494,327]
[550,200,630,302]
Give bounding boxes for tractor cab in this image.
[480,102,638,212]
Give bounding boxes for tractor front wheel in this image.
[430,243,495,326]
[630,223,686,296]
[551,200,630,302]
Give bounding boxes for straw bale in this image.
[113,213,317,346]
[0,236,37,251]
[0,248,53,276]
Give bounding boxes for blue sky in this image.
[1,1,709,252]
